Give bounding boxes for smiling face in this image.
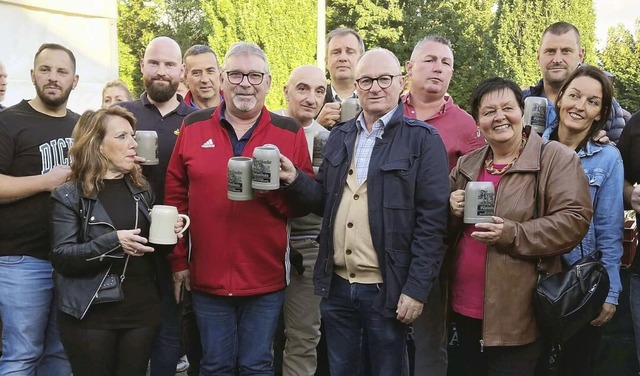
[141,37,183,103]
[327,33,362,83]
[355,49,404,123]
[221,53,271,118]
[100,115,138,179]
[477,88,524,147]
[284,66,327,126]
[406,40,453,99]
[31,48,78,109]
[537,31,584,88]
[184,52,221,104]
[558,75,603,137]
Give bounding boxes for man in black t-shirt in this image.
[0,43,79,375]
[119,36,195,376]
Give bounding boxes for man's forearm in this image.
[0,174,51,204]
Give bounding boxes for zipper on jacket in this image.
[80,265,112,320]
[479,339,484,352]
[84,221,119,261]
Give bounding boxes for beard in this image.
[230,90,258,112]
[144,76,179,103]
[36,84,73,108]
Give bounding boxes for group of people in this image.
[0,18,639,376]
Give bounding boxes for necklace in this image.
[484,135,528,175]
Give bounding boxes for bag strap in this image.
[535,141,548,274]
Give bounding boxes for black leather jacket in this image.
[50,178,153,320]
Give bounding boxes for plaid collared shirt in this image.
[354,105,398,185]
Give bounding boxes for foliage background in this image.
[118,0,640,113]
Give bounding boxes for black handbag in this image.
[533,248,610,344]
[93,272,125,304]
[530,141,610,344]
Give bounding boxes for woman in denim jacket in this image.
[541,65,624,375]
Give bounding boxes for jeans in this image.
[149,258,182,376]
[320,274,408,376]
[0,255,70,375]
[192,289,285,375]
[629,273,640,368]
[283,238,322,376]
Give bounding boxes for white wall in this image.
[0,0,118,112]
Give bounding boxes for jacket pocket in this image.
[381,157,417,209]
[383,248,411,309]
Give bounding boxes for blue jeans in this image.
[192,290,285,375]
[0,255,70,375]
[320,274,408,376]
[149,258,182,376]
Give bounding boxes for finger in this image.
[133,155,146,164]
[174,282,183,303]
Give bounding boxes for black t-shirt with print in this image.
[0,100,79,259]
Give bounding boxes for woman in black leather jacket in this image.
[50,106,184,376]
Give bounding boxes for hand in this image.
[471,217,505,244]
[133,155,146,164]
[173,269,191,303]
[396,293,424,324]
[117,228,155,257]
[631,185,640,213]
[450,189,465,217]
[279,154,298,184]
[592,130,611,145]
[44,165,71,191]
[316,102,341,129]
[174,217,186,239]
[590,303,616,326]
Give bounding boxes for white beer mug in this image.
[149,205,190,245]
[463,182,495,224]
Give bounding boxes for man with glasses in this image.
[165,42,313,375]
[279,48,449,375]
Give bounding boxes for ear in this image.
[30,69,36,85]
[283,85,289,102]
[405,60,413,75]
[72,74,79,90]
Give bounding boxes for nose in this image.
[130,135,138,149]
[494,109,506,121]
[551,52,563,64]
[432,61,443,73]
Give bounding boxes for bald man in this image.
[274,65,329,375]
[119,36,196,376]
[280,49,449,375]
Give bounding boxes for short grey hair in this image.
[410,35,452,61]
[183,44,218,63]
[223,42,270,75]
[326,28,365,55]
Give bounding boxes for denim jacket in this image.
[525,79,626,143]
[542,127,624,304]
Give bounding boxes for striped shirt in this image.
[354,105,398,185]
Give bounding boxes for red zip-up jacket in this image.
[165,105,313,296]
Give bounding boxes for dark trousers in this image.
[182,290,202,376]
[58,313,158,376]
[320,274,408,376]
[454,312,542,376]
[535,324,602,376]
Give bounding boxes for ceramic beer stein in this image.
[251,145,280,190]
[149,205,190,245]
[135,130,159,165]
[463,181,495,224]
[228,157,254,201]
[524,97,547,135]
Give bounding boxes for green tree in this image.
[493,0,596,87]
[202,0,317,109]
[326,0,404,50]
[599,20,640,113]
[117,0,164,96]
[157,0,211,52]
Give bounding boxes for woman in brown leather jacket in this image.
[446,77,593,376]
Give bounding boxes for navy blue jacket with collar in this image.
[285,104,450,317]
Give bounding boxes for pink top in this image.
[451,166,504,319]
[402,94,485,171]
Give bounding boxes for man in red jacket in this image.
[165,41,313,375]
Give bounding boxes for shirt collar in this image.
[330,85,356,102]
[355,104,398,136]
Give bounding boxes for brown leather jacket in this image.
[447,130,593,347]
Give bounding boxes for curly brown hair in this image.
[69,106,148,196]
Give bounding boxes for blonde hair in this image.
[69,106,148,196]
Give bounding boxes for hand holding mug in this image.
[149,205,190,245]
[316,102,341,129]
[279,154,298,184]
[450,189,465,217]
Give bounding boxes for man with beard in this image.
[0,43,78,374]
[183,44,222,110]
[165,42,313,374]
[524,21,626,142]
[119,36,196,376]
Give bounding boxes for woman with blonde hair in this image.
[50,106,184,375]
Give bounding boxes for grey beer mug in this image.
[227,157,254,201]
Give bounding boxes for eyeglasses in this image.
[355,74,403,91]
[226,71,266,85]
